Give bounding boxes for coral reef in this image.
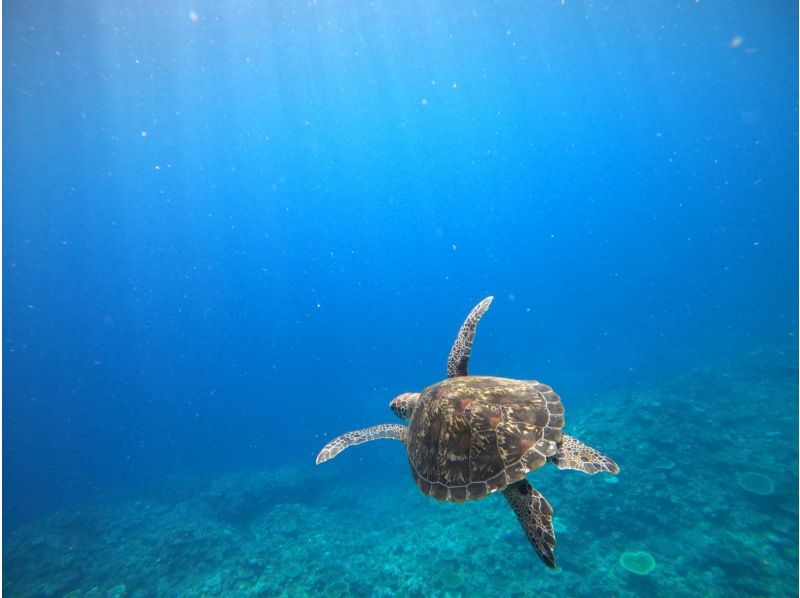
[4,349,797,597]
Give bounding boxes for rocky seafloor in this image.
[5,349,798,597]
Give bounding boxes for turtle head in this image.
[390,392,420,421]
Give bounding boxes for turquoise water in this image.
[6,350,797,596]
[4,1,797,596]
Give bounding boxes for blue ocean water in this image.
[4,1,797,596]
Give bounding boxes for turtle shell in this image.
[406,376,564,502]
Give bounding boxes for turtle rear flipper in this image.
[315,424,407,465]
[554,434,620,475]
[502,479,557,569]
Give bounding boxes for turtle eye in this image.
[518,484,529,495]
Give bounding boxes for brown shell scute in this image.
[436,414,471,486]
[407,376,565,502]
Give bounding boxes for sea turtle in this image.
[316,296,619,568]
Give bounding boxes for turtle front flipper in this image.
[502,479,557,569]
[554,434,620,474]
[447,296,494,378]
[315,424,407,465]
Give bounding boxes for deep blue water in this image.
[4,1,798,595]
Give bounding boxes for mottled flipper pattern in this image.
[554,434,620,474]
[447,296,494,378]
[316,424,407,465]
[502,479,557,569]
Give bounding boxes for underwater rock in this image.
[439,566,464,591]
[202,465,330,526]
[736,472,775,495]
[323,580,351,597]
[714,544,743,566]
[438,544,458,562]
[202,573,222,593]
[106,583,126,598]
[619,551,656,575]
